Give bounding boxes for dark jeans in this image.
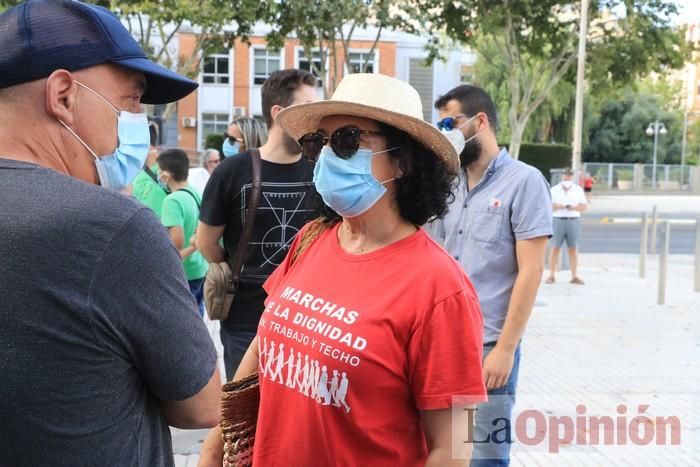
[187,278,205,318]
[470,343,522,467]
[220,326,257,381]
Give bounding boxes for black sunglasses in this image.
[223,132,243,143]
[298,126,384,161]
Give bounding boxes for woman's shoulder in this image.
[408,229,478,299]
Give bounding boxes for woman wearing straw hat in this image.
[199,73,487,466]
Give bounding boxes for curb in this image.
[598,217,696,225]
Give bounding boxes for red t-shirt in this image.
[254,224,486,466]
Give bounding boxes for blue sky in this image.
[675,0,700,24]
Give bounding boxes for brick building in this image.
[170,28,475,151]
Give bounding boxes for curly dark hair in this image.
[311,122,457,226]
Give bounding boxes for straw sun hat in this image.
[277,73,459,172]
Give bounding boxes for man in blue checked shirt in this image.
[427,84,553,466]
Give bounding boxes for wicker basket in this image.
[221,373,260,467]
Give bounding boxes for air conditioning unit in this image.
[232,106,246,117]
[182,117,197,128]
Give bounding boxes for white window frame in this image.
[459,64,475,84]
[201,52,230,85]
[294,47,327,88]
[200,112,230,147]
[251,46,284,86]
[344,49,380,75]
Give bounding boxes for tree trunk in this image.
[509,120,526,160]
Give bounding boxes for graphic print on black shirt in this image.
[241,181,315,280]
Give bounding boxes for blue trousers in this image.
[220,326,257,381]
[187,278,205,318]
[470,343,521,467]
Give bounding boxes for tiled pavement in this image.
[174,253,700,466]
[512,254,699,466]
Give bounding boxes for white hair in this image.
[200,148,220,168]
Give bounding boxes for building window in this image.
[201,113,229,141]
[202,53,229,84]
[347,52,376,74]
[253,48,281,85]
[298,50,324,87]
[460,65,474,84]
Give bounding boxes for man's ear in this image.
[45,70,78,125]
[269,104,284,123]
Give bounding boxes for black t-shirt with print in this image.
[200,150,316,332]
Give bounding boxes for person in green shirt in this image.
[132,126,167,217]
[157,148,209,317]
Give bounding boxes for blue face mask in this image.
[313,145,397,218]
[58,81,150,191]
[222,138,241,158]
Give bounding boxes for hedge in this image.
[204,133,225,152]
[500,143,572,182]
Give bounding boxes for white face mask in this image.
[440,115,479,154]
[562,180,573,188]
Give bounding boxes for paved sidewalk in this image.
[512,254,699,465]
[173,253,700,466]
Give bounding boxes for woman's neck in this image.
[337,198,416,255]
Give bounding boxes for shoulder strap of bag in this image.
[143,164,168,193]
[228,149,263,292]
[178,188,201,209]
[289,218,331,266]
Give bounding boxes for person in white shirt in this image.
[188,148,220,195]
[546,168,588,285]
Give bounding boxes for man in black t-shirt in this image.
[198,69,319,379]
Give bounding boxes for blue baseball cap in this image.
[0,0,198,104]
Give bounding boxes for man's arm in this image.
[197,221,226,263]
[482,236,548,389]
[91,209,221,431]
[166,225,197,259]
[573,189,589,212]
[421,406,473,467]
[197,336,259,467]
[161,367,222,429]
[550,188,563,211]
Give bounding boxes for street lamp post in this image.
[571,0,590,179]
[646,120,668,190]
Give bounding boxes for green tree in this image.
[470,35,577,145]
[686,118,700,166]
[584,87,683,164]
[422,0,688,160]
[110,0,264,117]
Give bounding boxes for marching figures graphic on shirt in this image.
[317,366,331,405]
[335,372,351,413]
[259,338,351,413]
